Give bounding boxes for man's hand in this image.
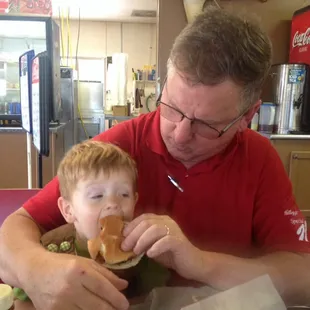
[21,252,130,310]
[122,214,310,305]
[122,213,203,280]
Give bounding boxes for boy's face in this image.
[58,169,138,240]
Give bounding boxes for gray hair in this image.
[168,7,272,110]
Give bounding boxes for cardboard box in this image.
[112,105,128,116]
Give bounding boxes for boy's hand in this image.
[21,252,129,310]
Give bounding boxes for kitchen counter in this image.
[103,113,138,131]
[0,122,68,133]
[0,122,70,188]
[258,132,310,140]
[104,114,137,121]
[0,127,24,133]
[270,134,310,140]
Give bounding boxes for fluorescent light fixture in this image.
[0,21,46,38]
[52,0,122,15]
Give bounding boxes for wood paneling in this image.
[221,0,309,102]
[272,139,310,219]
[289,151,310,215]
[157,0,310,100]
[0,131,65,189]
[157,0,187,88]
[0,132,36,189]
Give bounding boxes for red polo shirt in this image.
[23,110,310,256]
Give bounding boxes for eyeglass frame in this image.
[156,78,248,138]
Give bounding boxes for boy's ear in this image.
[134,192,139,204]
[58,197,76,223]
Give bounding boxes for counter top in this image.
[258,132,310,140]
[0,122,68,133]
[269,134,310,140]
[0,127,24,133]
[49,122,68,132]
[104,114,137,121]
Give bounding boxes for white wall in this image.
[0,20,158,112]
[58,20,158,112]
[59,21,156,76]
[0,20,158,67]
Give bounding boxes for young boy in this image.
[56,140,139,252]
[14,141,169,303]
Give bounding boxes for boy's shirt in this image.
[13,224,170,301]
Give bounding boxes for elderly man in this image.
[1,7,309,310]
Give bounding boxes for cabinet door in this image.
[289,151,310,218]
[33,131,65,188]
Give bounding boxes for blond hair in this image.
[57,141,137,199]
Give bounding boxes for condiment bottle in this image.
[0,284,14,310]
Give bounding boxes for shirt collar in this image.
[145,107,169,156]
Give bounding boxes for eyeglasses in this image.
[158,101,245,139]
[157,85,246,139]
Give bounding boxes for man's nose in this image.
[174,118,193,144]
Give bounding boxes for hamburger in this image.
[87,215,143,270]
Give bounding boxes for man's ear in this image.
[58,197,76,223]
[239,99,261,132]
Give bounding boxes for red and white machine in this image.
[290,6,310,65]
[288,6,310,133]
[0,0,8,13]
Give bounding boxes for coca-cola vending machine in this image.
[288,6,310,132]
[290,6,310,64]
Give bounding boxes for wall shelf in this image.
[136,80,156,84]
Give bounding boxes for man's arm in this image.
[0,207,130,310]
[0,119,139,286]
[0,208,46,286]
[197,138,309,305]
[195,250,310,305]
[183,137,310,305]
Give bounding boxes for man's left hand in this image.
[122,214,203,280]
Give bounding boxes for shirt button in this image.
[185,174,189,178]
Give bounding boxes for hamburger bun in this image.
[88,215,143,270]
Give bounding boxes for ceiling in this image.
[52,0,158,23]
[0,0,158,39]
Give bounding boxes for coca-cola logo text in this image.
[293,28,310,48]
